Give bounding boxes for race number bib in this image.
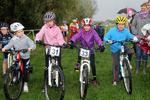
[50,47,60,57]
[79,48,90,58]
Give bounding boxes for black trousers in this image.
[22,58,30,82]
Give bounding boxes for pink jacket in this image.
[35,24,66,48]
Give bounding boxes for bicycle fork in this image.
[79,60,90,83]
[48,59,59,87]
[120,55,131,77]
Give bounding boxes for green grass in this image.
[0,34,150,100]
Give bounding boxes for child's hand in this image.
[2,48,6,52]
[28,47,33,51]
[107,40,113,44]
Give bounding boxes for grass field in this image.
[0,30,150,100]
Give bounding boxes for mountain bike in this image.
[37,42,65,100]
[108,40,132,94]
[74,45,98,99]
[4,49,28,100]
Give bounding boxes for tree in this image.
[0,0,97,29]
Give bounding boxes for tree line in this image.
[0,0,97,29]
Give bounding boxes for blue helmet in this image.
[0,23,8,29]
[62,21,66,24]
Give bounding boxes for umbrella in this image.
[117,8,137,14]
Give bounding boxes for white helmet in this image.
[141,23,150,36]
[82,18,92,26]
[73,19,76,22]
[10,22,24,32]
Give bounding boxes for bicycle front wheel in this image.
[4,65,23,100]
[45,65,65,100]
[122,59,132,94]
[80,65,89,99]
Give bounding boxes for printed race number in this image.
[50,47,60,57]
[79,48,90,57]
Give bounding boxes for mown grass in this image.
[0,30,150,100]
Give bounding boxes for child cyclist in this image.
[104,16,138,85]
[60,21,68,43]
[69,19,79,41]
[35,11,67,92]
[0,23,13,78]
[69,18,105,86]
[2,22,36,92]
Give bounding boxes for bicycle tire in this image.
[4,65,23,100]
[122,59,132,94]
[44,65,65,100]
[80,65,88,99]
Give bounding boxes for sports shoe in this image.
[93,80,98,86]
[1,73,6,78]
[23,84,29,92]
[74,63,80,72]
[113,81,117,86]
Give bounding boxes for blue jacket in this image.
[104,27,134,53]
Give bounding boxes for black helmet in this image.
[0,23,9,29]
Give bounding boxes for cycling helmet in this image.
[0,23,8,29]
[93,24,97,27]
[43,11,56,22]
[115,16,127,24]
[82,18,92,26]
[73,19,76,23]
[10,22,24,32]
[62,21,66,24]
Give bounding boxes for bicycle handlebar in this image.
[36,41,67,48]
[5,49,28,53]
[106,39,134,44]
[73,45,99,51]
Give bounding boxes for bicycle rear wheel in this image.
[80,65,89,99]
[4,65,23,100]
[122,59,132,94]
[45,65,65,100]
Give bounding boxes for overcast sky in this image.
[92,0,148,21]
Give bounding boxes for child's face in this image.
[46,20,54,27]
[117,24,125,31]
[16,29,24,37]
[83,26,91,31]
[148,30,150,34]
[0,29,8,35]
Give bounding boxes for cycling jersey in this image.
[0,32,13,47]
[60,25,68,32]
[69,23,79,30]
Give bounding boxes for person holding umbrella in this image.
[131,2,150,75]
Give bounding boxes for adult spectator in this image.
[96,23,105,41]
[131,2,150,74]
